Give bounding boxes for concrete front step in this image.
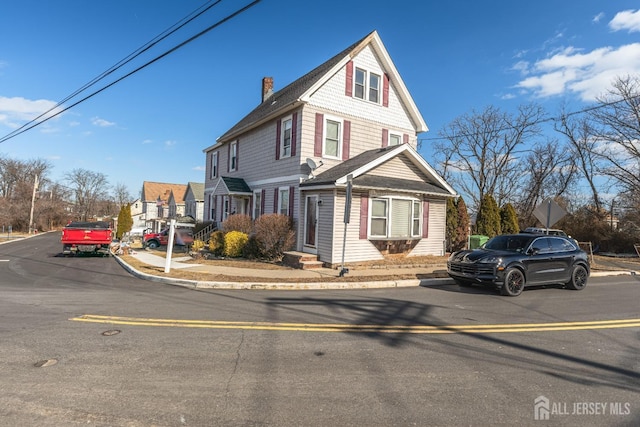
[283,251,324,269]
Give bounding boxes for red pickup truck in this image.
[61,221,113,256]
[143,227,194,249]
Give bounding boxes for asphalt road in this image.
[1,233,639,426]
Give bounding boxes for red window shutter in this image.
[291,112,297,156]
[345,61,353,96]
[213,195,217,221]
[382,129,388,148]
[422,200,429,238]
[383,73,389,107]
[314,113,323,157]
[342,120,351,161]
[235,140,239,170]
[227,144,230,172]
[273,188,278,213]
[359,194,368,239]
[288,186,294,217]
[275,120,281,160]
[403,133,409,144]
[260,189,266,215]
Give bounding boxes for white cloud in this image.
[511,60,530,75]
[609,9,640,32]
[142,139,153,144]
[193,165,205,171]
[593,12,605,24]
[164,140,177,147]
[91,117,115,127]
[515,43,640,101]
[0,96,61,129]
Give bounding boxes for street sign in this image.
[533,198,566,229]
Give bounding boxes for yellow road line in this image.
[70,315,640,334]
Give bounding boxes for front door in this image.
[304,195,318,254]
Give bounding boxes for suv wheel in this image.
[566,265,588,290]
[501,268,525,296]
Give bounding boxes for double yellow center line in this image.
[70,315,640,334]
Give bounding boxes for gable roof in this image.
[209,30,426,149]
[219,176,252,195]
[300,144,457,197]
[186,182,205,201]
[141,181,187,204]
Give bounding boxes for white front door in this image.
[304,195,318,254]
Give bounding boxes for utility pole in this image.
[29,175,39,234]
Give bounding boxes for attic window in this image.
[354,67,381,104]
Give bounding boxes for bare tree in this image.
[0,156,52,231]
[514,139,578,226]
[65,169,110,221]
[589,75,640,195]
[434,104,545,209]
[555,111,605,212]
[113,182,133,209]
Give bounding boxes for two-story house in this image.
[203,31,457,266]
[184,182,205,222]
[141,181,187,231]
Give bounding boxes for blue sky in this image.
[1,0,639,198]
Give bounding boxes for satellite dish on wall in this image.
[306,158,318,171]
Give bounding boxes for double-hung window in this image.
[370,197,421,238]
[253,190,262,219]
[389,132,402,146]
[281,117,292,158]
[210,151,218,178]
[229,141,238,172]
[278,187,289,216]
[324,117,342,159]
[354,67,381,104]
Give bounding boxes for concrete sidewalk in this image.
[117,250,452,290]
[117,249,640,291]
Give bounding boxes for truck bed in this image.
[61,221,113,255]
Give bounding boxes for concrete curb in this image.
[112,254,455,290]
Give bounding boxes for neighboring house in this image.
[202,30,457,265]
[184,182,205,222]
[140,181,187,230]
[129,198,146,229]
[167,189,187,218]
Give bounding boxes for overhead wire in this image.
[418,93,640,144]
[1,0,224,143]
[0,0,261,144]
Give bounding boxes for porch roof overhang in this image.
[299,144,457,198]
[218,177,253,196]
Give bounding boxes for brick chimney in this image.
[262,77,274,102]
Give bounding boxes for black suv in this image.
[447,234,590,296]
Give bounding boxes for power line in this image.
[1,0,223,143]
[0,0,261,144]
[419,93,640,144]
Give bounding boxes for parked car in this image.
[522,227,567,236]
[447,233,590,296]
[143,227,194,249]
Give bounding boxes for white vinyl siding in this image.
[409,198,447,257]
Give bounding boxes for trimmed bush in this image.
[224,230,248,258]
[209,230,225,256]
[191,239,205,252]
[222,214,253,235]
[254,214,296,261]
